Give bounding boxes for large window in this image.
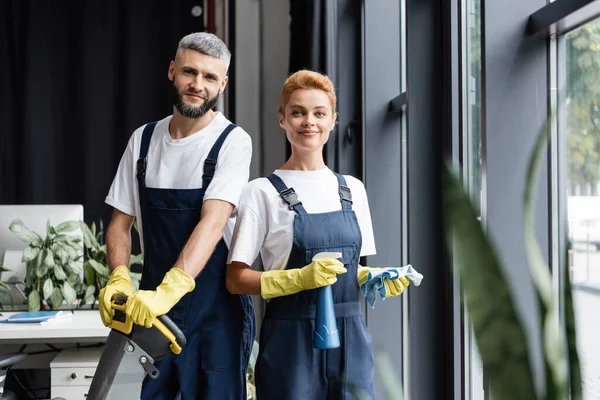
[564,17,600,400]
[461,0,484,397]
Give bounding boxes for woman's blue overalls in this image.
[255,172,375,399]
[136,121,256,400]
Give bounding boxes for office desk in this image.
[0,310,110,344]
[0,310,110,398]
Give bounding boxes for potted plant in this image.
[9,219,85,311]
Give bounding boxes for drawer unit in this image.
[50,346,104,399]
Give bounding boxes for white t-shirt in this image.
[227,167,376,271]
[105,112,252,254]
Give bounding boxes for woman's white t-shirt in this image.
[227,167,376,271]
[105,112,252,254]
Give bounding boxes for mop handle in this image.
[110,293,186,354]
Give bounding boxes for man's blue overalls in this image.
[136,121,256,399]
[255,172,375,399]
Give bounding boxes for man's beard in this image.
[172,85,219,119]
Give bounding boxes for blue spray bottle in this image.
[311,252,342,349]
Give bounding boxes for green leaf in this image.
[63,244,82,261]
[54,234,75,244]
[68,260,83,275]
[42,279,54,300]
[46,219,51,237]
[21,246,40,263]
[33,249,44,269]
[0,265,10,273]
[54,265,68,281]
[443,164,537,400]
[36,262,49,278]
[0,289,13,306]
[49,290,64,309]
[79,221,99,250]
[28,290,41,312]
[129,254,144,267]
[131,272,142,291]
[67,273,81,287]
[84,264,96,286]
[85,285,96,297]
[83,285,96,305]
[55,245,70,265]
[9,220,39,243]
[61,282,77,304]
[55,221,80,233]
[88,259,109,278]
[43,249,55,269]
[523,109,567,399]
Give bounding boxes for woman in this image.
[226,70,412,399]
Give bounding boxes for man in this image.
[100,32,255,399]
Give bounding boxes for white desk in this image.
[0,310,110,398]
[0,310,110,344]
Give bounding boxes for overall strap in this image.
[266,174,307,215]
[202,123,238,190]
[334,172,353,211]
[136,121,158,189]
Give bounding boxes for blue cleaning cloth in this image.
[360,265,423,308]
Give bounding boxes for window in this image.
[460,0,484,397]
[564,17,600,400]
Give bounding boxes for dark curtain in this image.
[287,0,362,177]
[0,0,206,231]
[287,0,326,160]
[289,0,325,74]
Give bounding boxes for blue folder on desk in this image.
[0,311,63,323]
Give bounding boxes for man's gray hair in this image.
[177,32,231,71]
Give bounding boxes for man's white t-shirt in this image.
[227,167,376,271]
[105,112,252,254]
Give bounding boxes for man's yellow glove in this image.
[125,268,195,328]
[260,258,347,299]
[357,266,410,298]
[98,265,132,327]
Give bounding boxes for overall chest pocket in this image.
[304,245,358,266]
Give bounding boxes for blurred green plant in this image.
[79,221,142,306]
[443,109,582,399]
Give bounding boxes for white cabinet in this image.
[50,347,103,399]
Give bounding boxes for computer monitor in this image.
[0,204,84,283]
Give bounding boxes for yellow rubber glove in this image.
[357,266,410,298]
[98,265,132,327]
[260,258,347,299]
[125,268,195,328]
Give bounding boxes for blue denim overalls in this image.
[255,172,375,399]
[136,121,256,399]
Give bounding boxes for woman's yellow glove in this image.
[357,266,410,299]
[98,265,132,327]
[125,268,195,328]
[260,258,347,299]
